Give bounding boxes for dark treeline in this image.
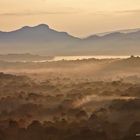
[0,56,139,140]
[0,117,139,140]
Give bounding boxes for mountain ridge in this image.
[0,24,140,55]
[1,24,140,39]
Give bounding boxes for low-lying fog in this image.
[0,56,140,140]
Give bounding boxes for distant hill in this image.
[95,28,140,36]
[0,24,140,55]
[0,24,78,42]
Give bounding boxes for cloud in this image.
[1,9,140,17]
[116,9,140,14]
[89,9,140,16]
[0,10,79,16]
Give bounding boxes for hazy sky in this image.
[0,0,140,37]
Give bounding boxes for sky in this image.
[0,0,140,37]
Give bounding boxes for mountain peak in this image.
[34,24,49,29]
[21,24,49,30]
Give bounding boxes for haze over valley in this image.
[0,56,140,140]
[0,24,140,140]
[0,0,140,140]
